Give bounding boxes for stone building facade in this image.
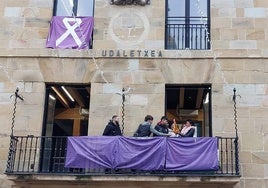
[0,0,267,188]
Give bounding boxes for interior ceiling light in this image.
[49,94,56,100]
[51,86,69,107]
[204,93,209,104]
[61,86,75,102]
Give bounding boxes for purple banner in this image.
[65,136,117,169]
[65,136,219,171]
[116,137,166,170]
[46,16,94,49]
[166,137,219,170]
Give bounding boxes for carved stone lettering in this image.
[101,50,162,58]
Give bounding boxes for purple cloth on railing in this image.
[115,137,166,170]
[65,136,219,171]
[65,136,117,168]
[166,137,219,170]
[46,16,94,49]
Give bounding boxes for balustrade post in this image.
[233,88,240,175]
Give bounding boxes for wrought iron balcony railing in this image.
[5,135,239,176]
[165,17,210,50]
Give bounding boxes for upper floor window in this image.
[165,0,210,50]
[53,0,94,16]
[46,0,94,49]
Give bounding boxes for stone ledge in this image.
[7,174,241,185]
[1,48,268,59]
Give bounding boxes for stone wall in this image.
[0,0,268,188]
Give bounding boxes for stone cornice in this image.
[1,49,268,59]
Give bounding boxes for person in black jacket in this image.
[103,115,122,136]
[153,116,169,136]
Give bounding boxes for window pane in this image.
[190,0,208,23]
[166,0,186,49]
[167,0,185,17]
[196,0,208,17]
[55,0,74,16]
[166,0,210,49]
[189,0,208,49]
[54,0,94,16]
[77,0,94,16]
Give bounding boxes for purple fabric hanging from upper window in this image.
[46,16,94,49]
[65,136,219,171]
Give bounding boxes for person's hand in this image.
[166,133,172,137]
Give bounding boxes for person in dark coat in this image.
[153,116,169,136]
[103,115,122,136]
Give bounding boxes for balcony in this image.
[165,17,210,50]
[5,136,240,186]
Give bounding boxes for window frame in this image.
[51,0,95,49]
[53,0,95,17]
[165,0,211,50]
[165,84,212,137]
[42,84,90,138]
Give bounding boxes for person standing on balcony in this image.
[153,116,169,136]
[168,119,180,137]
[133,115,171,137]
[179,119,195,137]
[103,115,122,136]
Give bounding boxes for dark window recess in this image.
[40,84,90,172]
[43,84,90,137]
[165,85,212,137]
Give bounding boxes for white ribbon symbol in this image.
[56,18,82,47]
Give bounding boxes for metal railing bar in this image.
[32,137,38,172]
[165,23,209,50]
[6,136,240,176]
